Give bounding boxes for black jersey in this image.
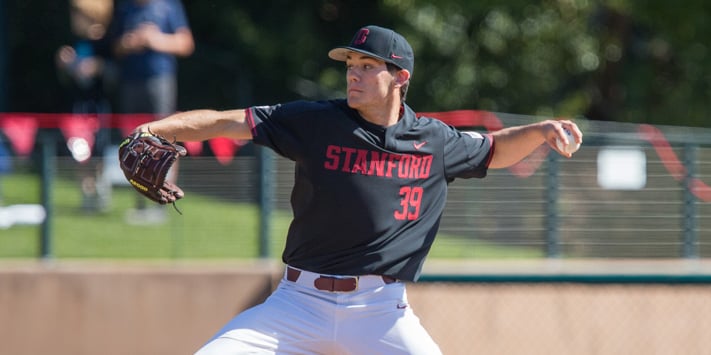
[247,99,493,281]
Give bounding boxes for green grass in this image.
[0,172,540,260]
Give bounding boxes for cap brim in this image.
[328,46,393,66]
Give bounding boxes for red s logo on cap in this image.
[354,29,369,45]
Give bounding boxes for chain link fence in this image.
[1,112,711,260]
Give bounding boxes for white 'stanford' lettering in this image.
[324,145,432,179]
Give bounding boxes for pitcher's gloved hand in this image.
[118,130,186,208]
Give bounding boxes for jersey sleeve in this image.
[246,101,315,161]
[443,126,493,180]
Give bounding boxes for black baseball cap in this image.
[328,25,414,75]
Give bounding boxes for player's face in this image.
[345,53,399,113]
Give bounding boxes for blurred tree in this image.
[388,0,602,117]
[4,0,711,127]
[379,0,711,127]
[589,1,711,127]
[179,0,394,108]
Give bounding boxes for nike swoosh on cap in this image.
[391,53,404,59]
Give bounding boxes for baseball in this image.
[556,128,581,154]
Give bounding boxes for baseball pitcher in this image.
[120,25,582,354]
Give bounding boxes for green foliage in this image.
[0,171,275,259]
[5,1,709,127]
[393,0,602,117]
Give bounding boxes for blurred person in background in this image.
[108,0,194,223]
[55,0,115,212]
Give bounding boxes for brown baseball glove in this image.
[118,131,186,209]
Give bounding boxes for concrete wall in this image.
[0,263,277,355]
[2,263,711,355]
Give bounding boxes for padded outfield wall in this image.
[2,261,711,355]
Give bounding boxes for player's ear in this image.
[395,69,410,87]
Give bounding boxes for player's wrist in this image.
[132,124,152,136]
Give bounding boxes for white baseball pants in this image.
[194,267,442,355]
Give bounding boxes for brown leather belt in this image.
[286,266,397,292]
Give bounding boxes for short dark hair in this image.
[386,63,409,102]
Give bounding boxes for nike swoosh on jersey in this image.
[413,141,427,150]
